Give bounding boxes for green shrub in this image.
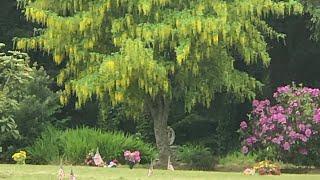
[176,144,214,170]
[28,127,155,165]
[27,126,61,164]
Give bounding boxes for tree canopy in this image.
[16,0,303,109]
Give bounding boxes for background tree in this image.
[0,43,33,151]
[0,43,65,161]
[302,0,320,41]
[16,0,303,166]
[13,65,66,146]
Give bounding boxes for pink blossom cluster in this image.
[240,85,320,156]
[124,150,141,163]
[273,86,320,98]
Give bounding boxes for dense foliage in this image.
[240,84,320,166]
[0,43,33,147]
[0,43,64,162]
[13,66,65,146]
[28,127,155,165]
[176,144,214,170]
[303,0,320,41]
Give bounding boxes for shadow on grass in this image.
[281,168,320,174]
[215,165,320,174]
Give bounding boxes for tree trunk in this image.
[147,95,170,168]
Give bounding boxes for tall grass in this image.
[28,127,155,165]
[218,151,257,168]
[27,126,61,164]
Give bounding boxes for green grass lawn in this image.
[0,164,320,180]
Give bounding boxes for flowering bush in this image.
[84,149,95,166]
[240,84,320,165]
[124,150,141,169]
[253,160,281,175]
[243,168,255,175]
[84,148,105,167]
[12,151,27,164]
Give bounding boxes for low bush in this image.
[28,127,155,165]
[218,151,257,168]
[176,144,214,170]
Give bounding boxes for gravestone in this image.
[167,126,175,146]
[168,126,179,164]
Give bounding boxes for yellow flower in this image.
[20,151,26,155]
[12,151,27,164]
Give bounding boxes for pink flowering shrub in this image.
[124,150,141,169]
[240,84,320,165]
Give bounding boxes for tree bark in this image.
[147,95,170,168]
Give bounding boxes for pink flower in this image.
[240,121,248,130]
[271,113,286,122]
[124,151,131,157]
[300,135,308,142]
[259,117,267,125]
[305,129,312,138]
[246,136,257,146]
[289,131,298,140]
[272,138,281,145]
[266,136,272,141]
[133,151,141,162]
[277,106,284,112]
[242,146,249,154]
[313,109,320,123]
[277,85,291,94]
[283,142,290,151]
[298,124,306,131]
[311,89,320,97]
[264,100,270,106]
[271,136,283,145]
[124,150,141,163]
[252,100,259,107]
[134,151,140,156]
[261,124,268,133]
[289,100,299,108]
[304,88,320,97]
[278,135,284,142]
[269,124,275,130]
[299,148,308,155]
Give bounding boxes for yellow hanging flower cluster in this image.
[79,17,93,32]
[54,53,64,64]
[25,7,47,24]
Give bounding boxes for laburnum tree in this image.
[16,0,303,166]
